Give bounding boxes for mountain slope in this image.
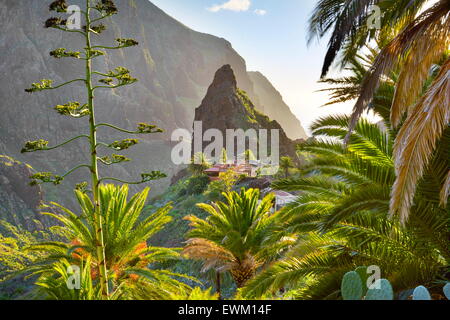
[0,156,51,231]
[0,0,305,204]
[249,72,307,140]
[194,65,299,161]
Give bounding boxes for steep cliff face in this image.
[0,0,255,198]
[0,0,305,206]
[0,156,51,231]
[248,72,307,140]
[194,65,299,161]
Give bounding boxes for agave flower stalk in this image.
[23,0,166,299]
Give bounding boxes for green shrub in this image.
[178,175,210,196]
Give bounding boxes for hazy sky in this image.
[150,0,356,134]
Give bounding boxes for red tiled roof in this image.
[273,190,295,197]
[204,163,254,177]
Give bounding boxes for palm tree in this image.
[318,46,395,129]
[25,184,194,300]
[242,114,449,299]
[189,152,212,176]
[309,0,450,222]
[242,149,257,163]
[309,0,445,78]
[220,148,228,165]
[279,157,295,178]
[183,188,292,292]
[318,48,375,104]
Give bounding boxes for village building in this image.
[272,190,297,211]
[261,188,297,211]
[204,161,259,181]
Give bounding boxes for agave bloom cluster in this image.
[54,102,90,117]
[96,0,118,15]
[25,80,53,93]
[49,0,68,12]
[22,0,171,299]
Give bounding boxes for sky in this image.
[150,0,356,134]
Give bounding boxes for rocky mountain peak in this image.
[198,65,251,123]
[209,64,237,92]
[195,65,299,161]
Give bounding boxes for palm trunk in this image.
[216,272,222,300]
[232,265,255,289]
[85,0,109,299]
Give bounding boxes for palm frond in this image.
[441,171,450,207]
[390,60,450,222]
[346,1,449,141]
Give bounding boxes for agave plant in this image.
[183,188,293,292]
[25,184,195,300]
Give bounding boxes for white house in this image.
[272,190,297,211]
[261,188,297,212]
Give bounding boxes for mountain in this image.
[0,0,306,206]
[194,65,299,161]
[0,156,51,231]
[248,72,307,140]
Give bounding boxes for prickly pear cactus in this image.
[444,283,450,300]
[365,279,394,300]
[354,266,369,295]
[341,271,363,300]
[412,286,432,300]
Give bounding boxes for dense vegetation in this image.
[0,0,448,300]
